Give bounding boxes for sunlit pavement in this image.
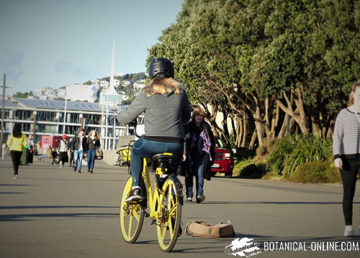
[0,156,359,258]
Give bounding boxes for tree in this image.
[148,0,360,148]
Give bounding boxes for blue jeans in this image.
[185,155,205,198]
[74,150,83,171]
[87,149,96,170]
[130,138,183,187]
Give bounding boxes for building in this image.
[1,98,129,150]
[65,84,99,103]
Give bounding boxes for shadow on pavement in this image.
[205,201,360,205]
[0,205,118,209]
[0,204,120,221]
[0,212,119,221]
[0,192,25,195]
[0,184,31,187]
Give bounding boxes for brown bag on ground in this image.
[185,220,235,238]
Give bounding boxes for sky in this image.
[0,0,184,95]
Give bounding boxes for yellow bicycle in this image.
[120,152,183,252]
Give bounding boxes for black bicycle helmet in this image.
[149,57,174,79]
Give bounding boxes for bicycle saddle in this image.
[152,153,179,172]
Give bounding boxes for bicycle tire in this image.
[120,176,145,243]
[156,176,182,252]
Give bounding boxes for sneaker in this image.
[78,170,81,174]
[186,197,192,202]
[90,170,93,174]
[344,226,353,237]
[196,195,205,203]
[60,163,63,168]
[73,166,76,172]
[87,169,90,173]
[126,187,142,202]
[12,175,18,179]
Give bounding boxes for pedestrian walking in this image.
[68,137,75,167]
[86,130,100,173]
[51,148,58,165]
[2,142,7,160]
[27,134,34,164]
[333,80,360,236]
[59,135,69,168]
[46,146,52,161]
[6,123,27,179]
[73,129,87,173]
[184,107,215,203]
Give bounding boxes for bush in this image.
[233,147,256,161]
[289,160,341,183]
[261,171,283,180]
[254,138,279,163]
[233,158,266,178]
[265,134,333,177]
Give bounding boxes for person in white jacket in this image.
[59,135,69,168]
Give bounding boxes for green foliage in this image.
[13,91,33,98]
[289,160,341,183]
[147,0,360,147]
[233,158,266,178]
[254,138,280,163]
[266,134,333,177]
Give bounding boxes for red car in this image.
[211,140,234,176]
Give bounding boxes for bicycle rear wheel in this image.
[120,177,145,243]
[156,176,182,252]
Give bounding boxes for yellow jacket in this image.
[7,134,27,151]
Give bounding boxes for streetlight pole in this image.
[1,74,8,158]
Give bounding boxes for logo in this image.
[225,237,261,257]
[225,237,360,256]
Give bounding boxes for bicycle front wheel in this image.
[120,176,145,243]
[156,176,182,252]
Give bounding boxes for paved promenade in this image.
[0,156,359,258]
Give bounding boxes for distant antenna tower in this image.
[109,38,115,90]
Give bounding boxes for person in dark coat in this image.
[184,107,215,203]
[68,137,75,167]
[86,130,100,173]
[73,129,87,173]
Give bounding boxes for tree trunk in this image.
[276,88,309,135]
[249,129,257,149]
[254,105,265,146]
[241,114,247,147]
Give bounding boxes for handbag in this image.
[20,149,28,166]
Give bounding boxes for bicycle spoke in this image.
[128,213,133,236]
[156,176,182,252]
[167,186,174,210]
[131,206,140,222]
[168,216,174,237]
[168,205,177,217]
[162,222,167,240]
[120,176,145,244]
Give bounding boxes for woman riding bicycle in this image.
[117,57,191,202]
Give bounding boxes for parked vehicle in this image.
[211,139,234,176]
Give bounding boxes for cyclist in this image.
[117,57,191,202]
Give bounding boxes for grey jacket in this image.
[117,91,191,140]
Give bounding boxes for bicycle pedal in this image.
[127,200,140,204]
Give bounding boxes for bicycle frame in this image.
[120,154,183,252]
[141,158,162,221]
